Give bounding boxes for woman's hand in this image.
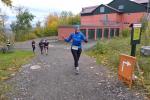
[84,39,88,43]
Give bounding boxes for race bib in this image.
[72,46,78,50]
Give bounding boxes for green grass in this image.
[86,36,150,95]
[0,50,34,80]
[87,37,131,69]
[0,50,34,99]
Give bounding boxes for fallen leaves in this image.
[0,77,9,81]
[7,67,18,72]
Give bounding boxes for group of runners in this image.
[31,39,49,55]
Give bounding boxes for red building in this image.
[58,0,149,40]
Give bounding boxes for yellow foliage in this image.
[49,21,58,30]
[44,14,59,35]
[46,15,59,28]
[16,33,37,41]
[0,76,9,81]
[1,0,12,6]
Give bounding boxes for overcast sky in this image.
[0,0,112,26]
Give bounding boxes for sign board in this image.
[131,24,142,45]
[133,24,141,40]
[118,54,136,88]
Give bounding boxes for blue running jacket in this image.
[65,32,87,49]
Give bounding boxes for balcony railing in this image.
[99,20,121,26]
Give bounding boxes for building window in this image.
[100,7,105,13]
[118,5,124,10]
[103,14,108,25]
[104,15,108,21]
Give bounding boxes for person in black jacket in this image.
[31,40,36,53]
[44,40,49,55]
[39,39,44,54]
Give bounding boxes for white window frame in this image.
[118,5,124,10]
[100,7,105,13]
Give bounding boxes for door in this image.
[116,28,120,36]
[88,29,95,39]
[104,28,109,38]
[110,28,114,38]
[80,29,86,37]
[97,29,102,39]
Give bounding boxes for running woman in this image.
[64,26,88,74]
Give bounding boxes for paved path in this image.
[7,39,146,100]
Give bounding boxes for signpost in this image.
[130,24,142,56]
[118,23,142,88]
[118,54,136,88]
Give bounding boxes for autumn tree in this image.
[44,13,59,36]
[33,11,80,37]
[38,11,80,37]
[59,11,70,25]
[68,14,80,25]
[0,14,8,43]
[0,0,12,44]
[10,8,35,41]
[59,11,80,25]
[33,21,43,37]
[1,0,12,7]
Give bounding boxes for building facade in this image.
[58,0,149,40]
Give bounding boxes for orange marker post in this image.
[118,54,136,88]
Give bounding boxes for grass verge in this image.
[0,50,34,80]
[86,37,150,97]
[0,50,34,99]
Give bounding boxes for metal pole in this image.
[131,44,136,57]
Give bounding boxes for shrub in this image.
[42,28,51,36]
[0,33,6,45]
[42,27,58,37]
[121,29,130,37]
[94,41,108,54]
[26,33,37,40]
[33,28,44,37]
[16,33,37,41]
